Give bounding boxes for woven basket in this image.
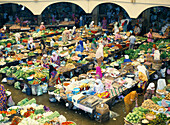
[96,104,109,115]
[152,63,162,70]
[7,79,15,85]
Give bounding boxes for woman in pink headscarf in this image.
[147,28,153,42]
[96,66,102,79]
[50,52,60,66]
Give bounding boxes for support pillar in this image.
[142,9,150,33]
[37,15,42,25]
[92,6,99,25]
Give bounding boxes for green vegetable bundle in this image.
[17,98,29,106]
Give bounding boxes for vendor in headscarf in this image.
[115,32,122,43]
[41,54,49,68]
[39,22,46,31]
[96,66,102,79]
[94,79,104,95]
[124,55,132,63]
[62,27,70,43]
[27,37,35,51]
[49,71,61,87]
[147,28,153,42]
[102,36,108,46]
[91,37,97,50]
[50,38,55,47]
[5,43,12,53]
[124,91,138,115]
[75,40,84,52]
[96,43,104,66]
[152,44,157,53]
[89,21,94,29]
[0,84,7,111]
[114,22,119,34]
[50,51,60,66]
[14,32,21,44]
[144,83,155,100]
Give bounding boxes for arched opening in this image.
[41,2,86,26]
[0,3,36,27]
[137,6,170,34]
[91,3,130,26]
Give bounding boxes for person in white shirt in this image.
[128,32,136,49]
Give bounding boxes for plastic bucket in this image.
[72,88,80,95]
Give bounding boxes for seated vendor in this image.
[75,40,84,52]
[124,91,138,115]
[94,79,104,95]
[0,30,6,40]
[115,32,122,43]
[50,52,60,66]
[49,71,61,87]
[5,43,12,54]
[41,54,49,68]
[96,66,102,79]
[144,83,155,100]
[124,55,132,63]
[102,36,108,46]
[91,37,97,50]
[27,37,35,51]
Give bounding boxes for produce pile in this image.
[0,66,49,82]
[141,99,166,112]
[165,93,170,101]
[0,98,76,125]
[148,113,170,125]
[125,107,149,124]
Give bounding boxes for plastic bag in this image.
[7,96,15,107]
[58,115,66,124]
[41,83,48,93]
[31,85,37,95]
[1,78,7,83]
[37,85,43,96]
[22,83,28,93]
[162,99,168,108]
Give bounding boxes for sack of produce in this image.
[41,82,48,93]
[37,85,43,96]
[31,85,37,95]
[7,96,15,107]
[22,83,28,93]
[14,81,21,90]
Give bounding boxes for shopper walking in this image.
[128,32,136,49]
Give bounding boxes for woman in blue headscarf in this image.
[75,40,84,52]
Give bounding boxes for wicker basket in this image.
[96,103,109,115]
[7,79,15,85]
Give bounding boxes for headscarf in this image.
[96,66,102,78]
[94,79,104,93]
[28,37,34,48]
[0,84,7,111]
[7,43,11,47]
[96,43,104,59]
[157,79,166,90]
[103,36,107,39]
[147,83,155,90]
[75,40,84,52]
[153,44,157,50]
[125,55,129,59]
[51,52,58,61]
[92,38,97,47]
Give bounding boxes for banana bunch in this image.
[34,72,46,79]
